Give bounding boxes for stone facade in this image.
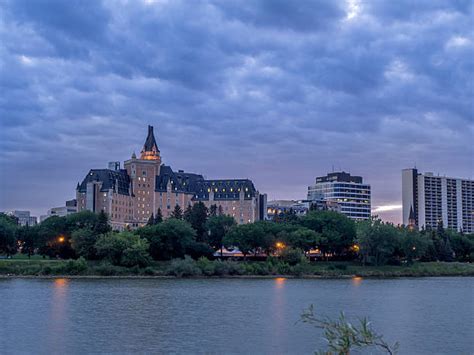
[76,126,263,230]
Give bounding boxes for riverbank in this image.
[1,258,473,278]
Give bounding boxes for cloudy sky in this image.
[0,0,473,222]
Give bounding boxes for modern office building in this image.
[402,168,474,233]
[307,172,371,220]
[76,125,265,230]
[40,199,77,222]
[6,210,37,226]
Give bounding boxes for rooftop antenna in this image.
[332,165,334,173]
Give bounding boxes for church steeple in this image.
[408,205,416,230]
[140,125,160,161]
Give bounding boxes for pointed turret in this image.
[408,205,416,230]
[140,125,160,160]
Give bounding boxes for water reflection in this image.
[274,277,287,289]
[47,278,69,352]
[351,276,363,286]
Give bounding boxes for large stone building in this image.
[402,168,474,233]
[76,126,264,230]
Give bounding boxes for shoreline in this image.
[1,273,473,280]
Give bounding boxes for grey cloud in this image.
[0,0,472,222]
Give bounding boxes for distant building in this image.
[6,210,37,226]
[267,200,310,219]
[307,172,371,221]
[76,125,265,230]
[40,199,77,222]
[402,168,474,232]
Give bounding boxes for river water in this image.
[0,277,473,354]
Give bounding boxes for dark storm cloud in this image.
[0,0,473,222]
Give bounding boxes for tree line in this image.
[1,203,473,268]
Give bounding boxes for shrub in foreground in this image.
[167,256,202,277]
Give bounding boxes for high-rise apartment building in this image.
[307,172,371,220]
[402,168,474,233]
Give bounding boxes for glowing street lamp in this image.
[58,236,65,243]
[275,242,286,250]
[352,244,360,252]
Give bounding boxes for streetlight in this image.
[275,242,286,249]
[58,236,65,243]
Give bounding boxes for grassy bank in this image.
[1,257,473,278]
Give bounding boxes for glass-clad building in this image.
[307,172,371,220]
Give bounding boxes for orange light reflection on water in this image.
[274,277,287,289]
[352,276,363,286]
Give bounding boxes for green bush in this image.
[197,257,216,276]
[281,247,305,266]
[276,261,291,275]
[214,260,244,276]
[167,256,202,277]
[93,262,121,276]
[141,266,156,276]
[121,239,151,268]
[291,257,311,276]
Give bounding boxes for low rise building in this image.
[40,199,77,222]
[6,210,37,226]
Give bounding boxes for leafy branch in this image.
[300,305,399,355]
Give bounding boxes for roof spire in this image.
[140,125,161,161]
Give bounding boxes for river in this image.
[0,277,473,354]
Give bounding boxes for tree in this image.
[122,238,151,267]
[154,208,163,224]
[183,205,193,221]
[171,204,183,219]
[185,202,208,242]
[223,224,256,259]
[356,218,400,266]
[71,228,100,260]
[95,210,111,234]
[218,205,224,216]
[0,213,18,256]
[284,228,321,254]
[66,210,98,231]
[449,231,474,262]
[399,228,431,264]
[299,211,356,257]
[209,204,218,217]
[17,225,38,258]
[206,215,236,254]
[436,222,454,262]
[147,213,155,226]
[36,216,74,259]
[139,218,196,260]
[95,231,150,266]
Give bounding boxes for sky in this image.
[0,0,473,223]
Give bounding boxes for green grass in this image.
[0,258,473,278]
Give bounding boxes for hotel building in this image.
[402,168,474,233]
[307,172,371,221]
[76,126,264,230]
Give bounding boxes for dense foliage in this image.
[1,206,473,270]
